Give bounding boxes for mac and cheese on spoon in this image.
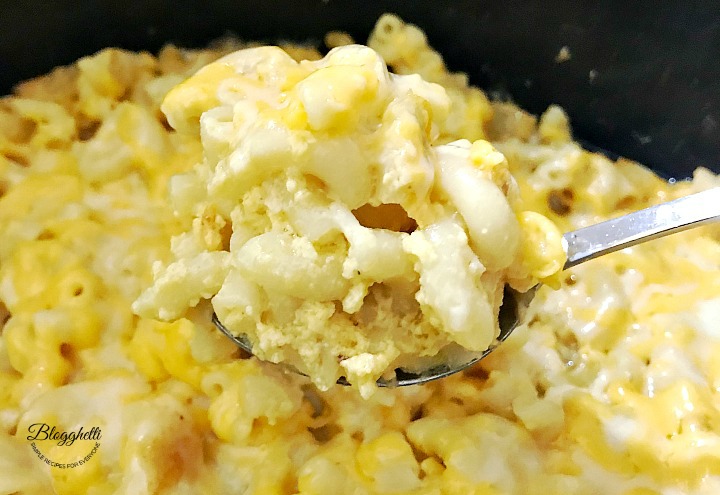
[132,44,566,396]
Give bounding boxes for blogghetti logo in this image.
[26,423,102,469]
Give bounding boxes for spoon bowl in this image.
[212,285,536,387]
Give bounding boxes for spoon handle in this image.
[563,187,720,269]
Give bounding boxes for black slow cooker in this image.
[1,0,719,178]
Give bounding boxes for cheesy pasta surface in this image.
[1,14,719,495]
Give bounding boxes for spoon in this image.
[213,187,720,387]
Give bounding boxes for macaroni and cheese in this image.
[132,43,565,395]
[0,13,719,495]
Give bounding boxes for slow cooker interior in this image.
[2,0,719,178]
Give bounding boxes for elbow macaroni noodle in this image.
[0,13,719,494]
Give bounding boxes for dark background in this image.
[1,0,719,178]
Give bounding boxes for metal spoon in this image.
[213,187,720,387]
